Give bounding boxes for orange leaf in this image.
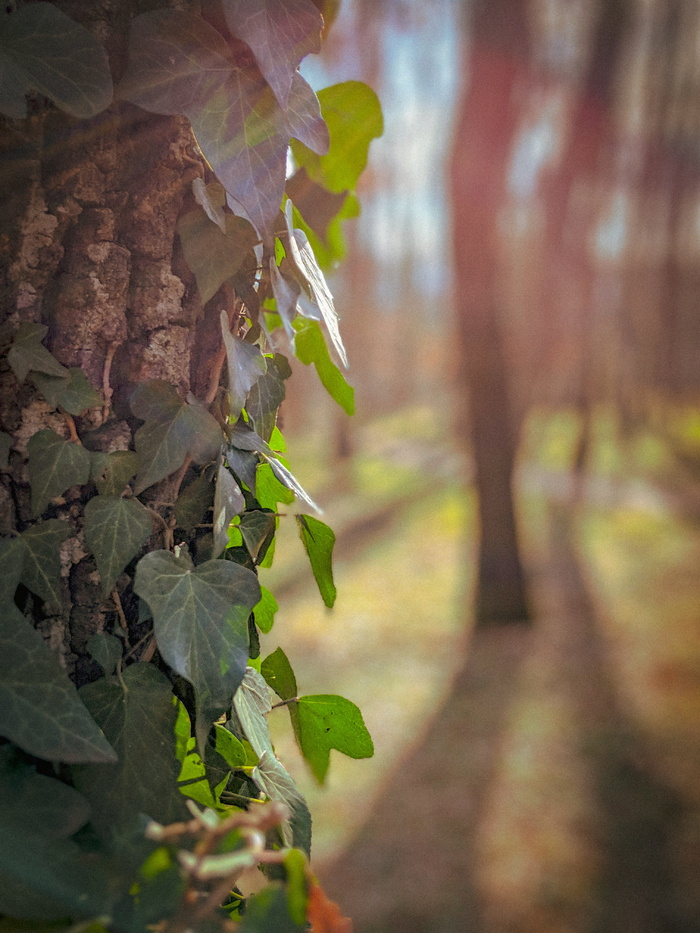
[307,881,353,933]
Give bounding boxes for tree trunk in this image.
[0,5,208,685]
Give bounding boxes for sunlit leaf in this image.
[262,646,297,702]
[286,72,329,154]
[286,167,348,243]
[295,320,353,414]
[252,751,311,853]
[253,585,279,634]
[221,0,322,107]
[296,514,336,607]
[192,177,226,232]
[0,2,113,119]
[27,429,91,517]
[213,463,245,558]
[296,694,374,783]
[134,549,260,741]
[84,495,153,594]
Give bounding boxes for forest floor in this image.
[260,407,700,933]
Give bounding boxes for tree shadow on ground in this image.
[319,501,693,933]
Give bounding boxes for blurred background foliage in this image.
[265,1,700,931]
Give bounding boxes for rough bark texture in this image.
[0,1,210,685]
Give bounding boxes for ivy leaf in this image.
[262,646,297,702]
[297,694,374,783]
[84,495,153,594]
[120,9,289,239]
[255,461,295,509]
[27,429,92,517]
[226,445,259,493]
[221,311,268,420]
[0,432,11,470]
[192,177,226,232]
[7,323,69,384]
[31,368,102,415]
[269,258,301,340]
[252,751,312,853]
[19,519,72,608]
[213,463,245,558]
[253,585,278,634]
[267,454,321,513]
[239,883,307,933]
[286,167,348,243]
[0,601,117,763]
[74,664,186,836]
[246,358,287,442]
[131,380,222,494]
[133,549,260,739]
[290,80,383,193]
[233,666,273,759]
[239,510,277,564]
[213,722,246,769]
[221,0,322,108]
[284,200,347,368]
[177,208,257,304]
[286,71,329,154]
[295,319,354,414]
[296,514,336,608]
[0,2,113,119]
[175,471,214,531]
[92,450,138,496]
[86,632,122,676]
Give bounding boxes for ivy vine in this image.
[0,1,382,930]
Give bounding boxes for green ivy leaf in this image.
[19,519,72,607]
[221,312,268,420]
[0,557,117,763]
[0,2,113,119]
[177,208,257,304]
[290,80,383,193]
[213,463,245,558]
[92,449,138,496]
[233,666,274,759]
[238,883,306,933]
[31,367,102,415]
[120,9,289,239]
[27,429,92,517]
[295,319,354,414]
[221,0,322,108]
[255,461,295,509]
[0,431,11,470]
[213,722,246,770]
[266,454,320,513]
[246,357,288,442]
[0,749,111,922]
[6,323,68,384]
[226,445,259,493]
[252,751,311,854]
[131,380,222,494]
[133,549,260,742]
[296,514,336,608]
[262,646,298,702]
[239,510,277,564]
[253,585,278,634]
[174,471,214,531]
[86,632,122,676]
[84,495,153,594]
[74,664,187,836]
[296,694,373,783]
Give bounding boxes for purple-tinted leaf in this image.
[286,72,329,155]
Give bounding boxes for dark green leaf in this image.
[31,368,102,415]
[253,585,278,634]
[0,750,111,921]
[84,495,153,594]
[0,537,23,605]
[6,323,68,383]
[0,52,29,118]
[262,646,297,702]
[297,694,374,783]
[131,380,222,494]
[213,463,245,558]
[92,449,138,496]
[19,519,72,607]
[0,431,11,470]
[133,549,260,738]
[177,208,256,304]
[87,632,122,676]
[294,319,354,413]
[252,752,311,853]
[290,80,383,193]
[175,471,214,530]
[221,0,322,108]
[239,510,277,564]
[286,72,329,154]
[226,445,259,493]
[0,2,113,118]
[221,312,267,420]
[74,664,186,835]
[246,361,287,442]
[296,514,336,607]
[239,883,306,933]
[27,429,91,517]
[0,593,117,763]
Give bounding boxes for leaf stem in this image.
[111,588,129,635]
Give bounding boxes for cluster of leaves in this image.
[0,1,381,931]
